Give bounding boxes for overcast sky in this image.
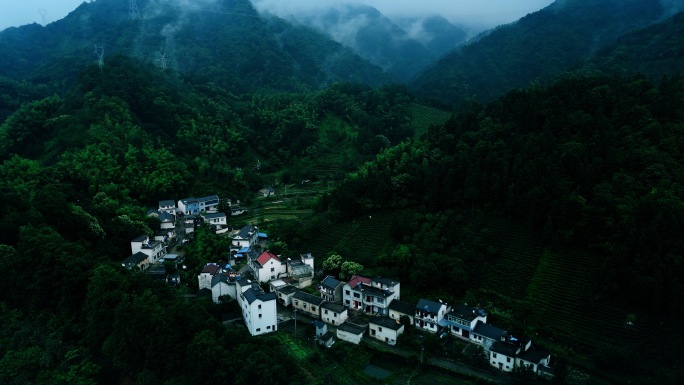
[0,0,556,32]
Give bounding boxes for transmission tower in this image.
[156,52,168,70]
[38,9,47,26]
[94,44,105,69]
[129,0,140,19]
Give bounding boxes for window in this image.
[258,304,262,309]
[267,326,270,330]
[295,300,299,305]
[493,353,497,358]
[506,358,511,363]
[303,304,307,308]
[259,314,262,318]
[353,293,360,298]
[345,300,350,305]
[271,267,275,272]
[256,328,261,332]
[345,290,350,295]
[312,306,316,312]
[324,310,328,315]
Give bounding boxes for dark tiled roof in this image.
[490,341,520,357]
[156,229,169,236]
[278,285,297,295]
[293,290,324,306]
[416,299,443,315]
[472,321,506,340]
[159,212,175,222]
[243,287,276,304]
[352,282,394,298]
[203,212,226,219]
[373,276,399,287]
[320,331,334,342]
[321,276,341,289]
[122,252,148,268]
[236,225,257,239]
[388,299,415,315]
[211,274,230,286]
[159,200,175,207]
[518,346,551,364]
[132,235,148,242]
[449,304,486,322]
[322,302,347,313]
[198,195,219,203]
[370,317,404,331]
[201,265,219,275]
[337,323,366,335]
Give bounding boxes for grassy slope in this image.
[409,103,453,138]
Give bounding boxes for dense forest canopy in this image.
[2,0,684,384]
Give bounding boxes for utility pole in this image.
[38,9,47,26]
[129,0,140,20]
[94,44,105,69]
[157,52,168,70]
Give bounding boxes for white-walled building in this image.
[368,317,405,346]
[318,276,343,303]
[445,304,488,340]
[389,299,415,325]
[158,200,176,214]
[232,224,259,249]
[202,212,227,227]
[292,290,324,319]
[321,302,348,326]
[336,323,366,345]
[371,277,401,300]
[211,274,237,303]
[286,253,315,288]
[251,251,287,283]
[415,299,450,333]
[472,321,507,350]
[159,211,175,230]
[238,285,278,336]
[130,235,167,265]
[198,264,220,291]
[342,275,399,315]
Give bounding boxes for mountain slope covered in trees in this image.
[0,0,390,94]
[411,0,678,106]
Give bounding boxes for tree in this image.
[322,254,343,277]
[340,261,363,280]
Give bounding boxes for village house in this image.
[201,212,227,227]
[472,321,507,350]
[259,187,275,197]
[342,275,399,315]
[368,317,405,346]
[251,250,287,283]
[371,276,401,300]
[158,211,175,230]
[445,303,488,340]
[236,278,278,336]
[285,253,315,288]
[292,290,324,319]
[178,195,219,215]
[269,280,297,306]
[158,200,176,214]
[318,275,343,303]
[211,273,237,303]
[336,323,366,345]
[198,263,220,291]
[489,337,551,375]
[321,302,348,326]
[314,321,335,348]
[130,235,167,265]
[415,299,450,333]
[122,252,149,270]
[232,224,259,249]
[154,228,174,244]
[389,299,416,325]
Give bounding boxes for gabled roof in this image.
[388,299,415,315]
[449,304,487,322]
[373,276,399,287]
[255,251,280,267]
[293,290,324,306]
[243,287,276,304]
[369,317,404,331]
[159,200,175,207]
[490,341,519,357]
[416,299,444,315]
[155,229,170,236]
[202,212,226,220]
[337,323,366,335]
[235,225,257,239]
[320,276,341,290]
[122,252,148,268]
[472,321,506,340]
[278,285,298,295]
[347,275,371,288]
[131,235,149,242]
[201,264,220,275]
[321,302,347,314]
[517,346,551,364]
[211,274,233,287]
[197,195,219,203]
[159,212,175,222]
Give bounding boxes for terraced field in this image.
[410,103,453,137]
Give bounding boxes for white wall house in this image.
[321,302,348,326]
[368,317,405,345]
[202,212,227,227]
[130,235,167,265]
[251,251,287,283]
[239,286,278,336]
[336,323,366,345]
[490,342,519,372]
[342,275,399,315]
[371,277,401,300]
[445,304,488,339]
[122,252,149,270]
[232,224,259,249]
[286,253,315,288]
[158,200,176,214]
[318,276,343,303]
[471,321,506,350]
[159,212,175,230]
[211,274,237,303]
[198,264,220,291]
[415,299,450,333]
[292,290,324,319]
[388,299,415,325]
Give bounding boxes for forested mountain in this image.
[260,3,468,82]
[0,0,390,94]
[411,0,680,106]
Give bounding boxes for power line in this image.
[94,44,105,69]
[129,0,140,20]
[38,9,47,26]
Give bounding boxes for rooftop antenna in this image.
[156,52,168,70]
[129,0,140,20]
[94,44,105,69]
[38,9,47,26]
